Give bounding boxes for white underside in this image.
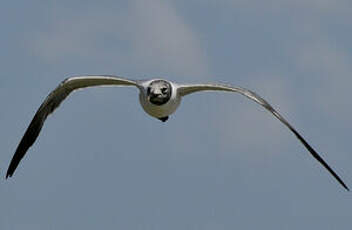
[138,81,181,118]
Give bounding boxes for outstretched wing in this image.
[177,83,349,190]
[6,75,139,178]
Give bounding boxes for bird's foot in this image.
[158,116,169,122]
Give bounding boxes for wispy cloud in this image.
[29,0,209,79]
[127,0,209,78]
[203,0,351,14]
[295,40,352,121]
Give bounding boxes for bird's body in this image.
[6,75,349,190]
[138,79,181,119]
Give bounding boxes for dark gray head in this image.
[147,80,172,105]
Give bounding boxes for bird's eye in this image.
[161,87,168,94]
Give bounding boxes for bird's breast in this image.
[139,92,181,119]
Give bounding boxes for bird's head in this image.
[147,80,172,105]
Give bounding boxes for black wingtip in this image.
[6,160,16,179]
[5,171,12,179]
[288,128,350,191]
[341,182,349,191]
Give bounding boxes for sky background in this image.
[1,0,352,229]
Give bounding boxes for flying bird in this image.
[6,75,349,190]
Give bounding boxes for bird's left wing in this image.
[6,75,139,178]
[177,83,349,190]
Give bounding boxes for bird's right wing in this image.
[177,83,349,191]
[6,75,139,178]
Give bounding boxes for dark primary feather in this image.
[178,83,349,191]
[6,76,137,178]
[6,85,70,178]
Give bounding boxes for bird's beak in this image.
[148,91,164,103]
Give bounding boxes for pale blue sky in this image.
[1,1,352,229]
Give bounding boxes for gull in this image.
[6,75,349,190]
